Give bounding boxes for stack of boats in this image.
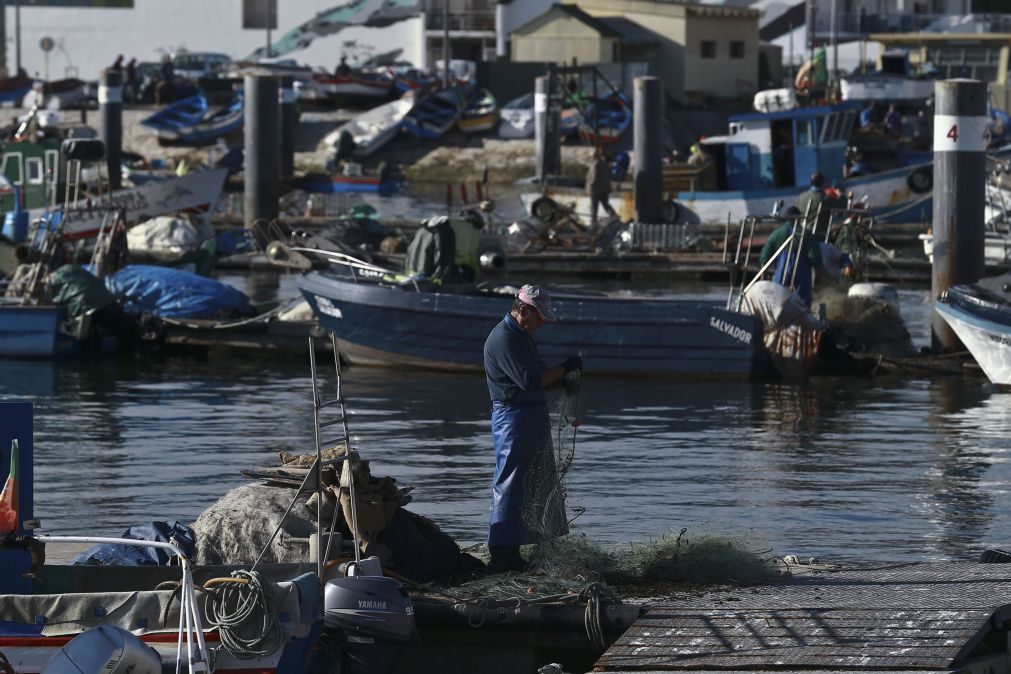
[140,90,244,146]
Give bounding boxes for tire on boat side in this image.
[907,166,933,194]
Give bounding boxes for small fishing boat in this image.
[402,86,468,140]
[0,73,34,105]
[578,92,632,145]
[21,78,87,110]
[294,170,404,195]
[935,273,1011,385]
[457,88,499,134]
[498,93,535,139]
[304,69,395,104]
[391,67,440,95]
[295,259,769,377]
[141,92,243,146]
[327,98,413,158]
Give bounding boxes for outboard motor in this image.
[323,559,416,674]
[41,625,161,674]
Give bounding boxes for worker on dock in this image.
[483,285,579,574]
[586,148,617,227]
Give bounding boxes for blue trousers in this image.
[488,404,549,546]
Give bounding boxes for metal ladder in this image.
[310,334,361,579]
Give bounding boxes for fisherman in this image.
[483,285,580,574]
[884,104,902,139]
[794,172,842,234]
[687,139,718,190]
[759,206,823,307]
[336,56,351,77]
[124,57,138,103]
[585,148,616,227]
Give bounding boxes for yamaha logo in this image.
[358,600,388,610]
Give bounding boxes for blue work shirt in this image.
[484,313,546,406]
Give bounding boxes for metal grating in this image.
[595,562,1011,673]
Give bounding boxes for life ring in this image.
[907,166,932,194]
[531,196,560,222]
[662,198,681,223]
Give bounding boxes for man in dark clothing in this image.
[760,204,823,307]
[111,54,124,72]
[124,58,138,103]
[585,148,616,227]
[336,56,351,76]
[483,284,580,573]
[795,172,843,234]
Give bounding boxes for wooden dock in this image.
[595,561,1011,673]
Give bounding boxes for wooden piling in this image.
[633,76,663,224]
[99,68,122,191]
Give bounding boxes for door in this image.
[726,142,752,190]
[792,117,819,187]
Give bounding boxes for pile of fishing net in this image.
[816,287,917,359]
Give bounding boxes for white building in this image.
[4,0,425,81]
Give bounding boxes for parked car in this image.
[171,52,233,81]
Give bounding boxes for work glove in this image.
[562,356,583,374]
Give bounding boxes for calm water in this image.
[5,279,1011,565]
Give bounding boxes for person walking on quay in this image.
[110,54,124,72]
[336,55,351,76]
[156,54,175,105]
[124,57,137,103]
[483,284,580,574]
[585,148,616,227]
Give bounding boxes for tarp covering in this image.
[106,265,255,319]
[71,521,196,566]
[126,216,201,262]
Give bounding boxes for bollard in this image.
[99,69,123,190]
[932,79,986,353]
[634,76,663,224]
[534,74,560,184]
[244,73,280,247]
[279,75,295,181]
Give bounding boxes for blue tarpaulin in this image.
[107,265,255,319]
[72,521,196,566]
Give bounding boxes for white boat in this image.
[498,93,535,139]
[54,168,229,241]
[324,98,413,158]
[935,273,1011,385]
[840,75,935,103]
[919,188,1011,267]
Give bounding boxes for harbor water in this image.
[4,276,1011,566]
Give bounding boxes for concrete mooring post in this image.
[279,75,295,181]
[244,73,280,246]
[99,68,123,191]
[534,73,560,184]
[633,76,663,224]
[931,79,987,353]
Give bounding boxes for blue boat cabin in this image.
[716,101,862,190]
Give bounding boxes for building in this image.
[508,0,763,105]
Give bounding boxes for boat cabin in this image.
[0,136,66,212]
[703,101,862,191]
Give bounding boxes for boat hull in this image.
[936,298,1011,385]
[297,174,403,195]
[841,76,935,102]
[298,273,770,377]
[0,305,62,358]
[458,112,499,134]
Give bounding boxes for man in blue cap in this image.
[482,284,581,573]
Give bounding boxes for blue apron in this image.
[488,403,550,546]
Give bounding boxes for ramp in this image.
[596,562,1011,673]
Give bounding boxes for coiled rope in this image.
[202,570,282,659]
[0,649,14,674]
[579,581,620,652]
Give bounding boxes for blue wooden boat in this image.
[0,304,64,358]
[293,171,404,195]
[140,92,209,131]
[0,73,34,105]
[297,270,770,377]
[147,93,243,146]
[935,273,1011,386]
[402,87,468,140]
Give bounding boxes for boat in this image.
[391,67,440,95]
[457,88,499,134]
[295,262,769,377]
[325,98,413,158]
[525,101,935,225]
[0,72,34,105]
[840,50,937,103]
[141,92,243,146]
[402,86,468,140]
[578,92,632,145]
[935,273,1011,385]
[919,182,1011,268]
[21,78,87,110]
[293,170,404,195]
[301,69,395,104]
[498,93,535,139]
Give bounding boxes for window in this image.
[2,153,23,185]
[243,0,277,30]
[701,41,716,59]
[26,158,43,185]
[45,150,58,183]
[730,41,745,59]
[795,120,815,146]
